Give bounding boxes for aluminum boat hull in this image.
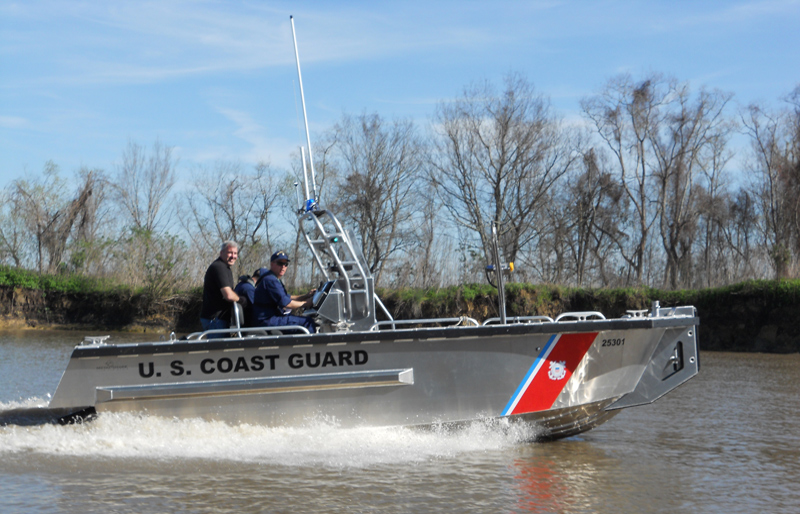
[48,311,699,440]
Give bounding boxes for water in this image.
[2,330,799,513]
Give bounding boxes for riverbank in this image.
[1,278,799,352]
[0,286,199,333]
[379,281,800,353]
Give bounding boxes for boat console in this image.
[304,277,375,332]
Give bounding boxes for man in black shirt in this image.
[200,240,241,338]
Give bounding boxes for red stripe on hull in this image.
[510,332,598,415]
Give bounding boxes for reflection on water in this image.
[1,331,800,513]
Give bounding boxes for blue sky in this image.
[2,0,799,188]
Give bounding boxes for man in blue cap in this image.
[252,251,317,333]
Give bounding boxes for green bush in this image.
[0,265,126,294]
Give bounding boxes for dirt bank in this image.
[2,282,799,352]
[0,286,201,333]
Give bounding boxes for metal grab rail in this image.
[554,311,606,322]
[81,335,111,346]
[482,315,554,326]
[374,294,394,322]
[186,325,312,340]
[370,317,480,331]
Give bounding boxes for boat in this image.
[46,300,699,440]
[40,17,700,440]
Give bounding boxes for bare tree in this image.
[719,190,760,282]
[408,186,445,288]
[652,85,734,288]
[432,73,580,270]
[181,161,282,274]
[111,139,177,233]
[0,188,30,267]
[63,167,110,274]
[325,113,424,286]
[694,121,737,287]
[582,74,674,284]
[741,97,799,278]
[10,162,65,272]
[558,149,627,287]
[104,140,183,293]
[385,182,447,289]
[10,162,98,273]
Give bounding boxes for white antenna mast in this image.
[290,15,318,208]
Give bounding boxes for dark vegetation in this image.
[3,266,798,353]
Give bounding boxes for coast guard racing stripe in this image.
[502,332,598,415]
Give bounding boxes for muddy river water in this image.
[1,330,798,513]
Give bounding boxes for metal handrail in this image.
[374,293,394,322]
[554,311,606,322]
[370,317,479,331]
[482,315,554,326]
[186,325,311,340]
[81,335,111,346]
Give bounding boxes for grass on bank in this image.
[379,278,800,320]
[5,263,800,318]
[0,265,130,294]
[5,264,799,350]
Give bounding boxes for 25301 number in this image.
[601,338,625,347]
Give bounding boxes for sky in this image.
[2,0,799,190]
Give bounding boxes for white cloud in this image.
[664,0,800,28]
[2,1,520,88]
[0,116,30,129]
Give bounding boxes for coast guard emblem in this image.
[548,360,567,381]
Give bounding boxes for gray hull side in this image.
[49,317,698,438]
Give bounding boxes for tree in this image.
[432,73,580,272]
[326,113,423,286]
[63,167,110,275]
[582,74,676,285]
[693,118,736,287]
[651,85,734,288]
[0,188,29,267]
[107,140,181,291]
[719,190,760,282]
[111,139,177,233]
[742,92,800,278]
[10,162,98,273]
[560,149,627,287]
[112,228,190,299]
[181,161,282,274]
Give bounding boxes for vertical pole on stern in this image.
[491,222,507,324]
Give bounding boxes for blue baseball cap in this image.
[270,251,290,262]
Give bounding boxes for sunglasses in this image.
[275,261,289,267]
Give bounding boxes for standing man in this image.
[200,241,241,337]
[253,251,317,333]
